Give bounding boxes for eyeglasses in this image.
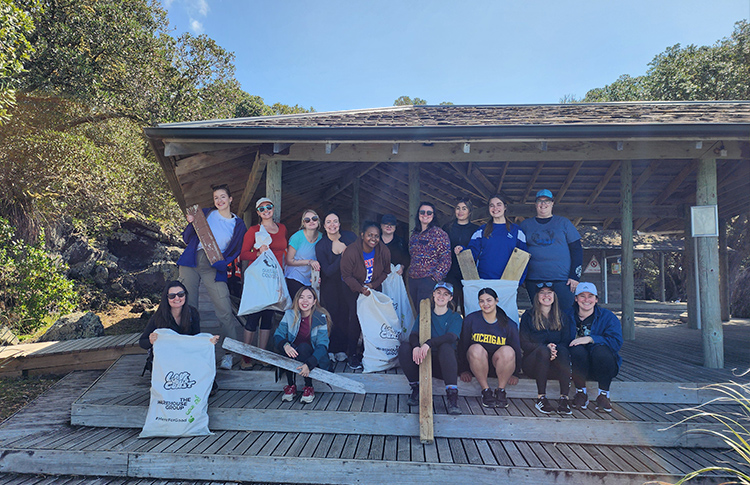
[536,282,554,288]
[303,216,319,223]
[536,199,553,205]
[419,210,433,216]
[257,204,273,213]
[168,291,186,300]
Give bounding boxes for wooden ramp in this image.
[0,355,747,484]
[0,333,144,378]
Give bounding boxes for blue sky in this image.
[162,0,750,112]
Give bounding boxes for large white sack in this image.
[462,279,520,324]
[238,250,291,315]
[381,265,415,340]
[357,290,401,373]
[140,329,215,438]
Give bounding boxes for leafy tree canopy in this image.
[582,20,750,102]
[0,0,37,124]
[394,95,428,106]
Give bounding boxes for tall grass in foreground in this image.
[669,370,750,484]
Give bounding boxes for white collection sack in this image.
[238,250,291,315]
[140,328,215,438]
[381,265,415,340]
[357,290,401,373]
[462,279,521,324]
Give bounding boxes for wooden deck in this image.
[1,291,748,484]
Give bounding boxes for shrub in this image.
[0,216,78,334]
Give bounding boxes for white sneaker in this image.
[335,352,347,362]
[219,355,233,370]
[328,352,336,363]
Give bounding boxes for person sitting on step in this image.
[397,281,464,415]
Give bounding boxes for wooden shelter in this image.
[144,101,750,368]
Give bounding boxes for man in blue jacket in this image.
[566,283,623,413]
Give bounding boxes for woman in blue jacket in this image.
[178,184,246,370]
[566,282,623,413]
[520,283,573,415]
[274,286,331,404]
[467,194,527,283]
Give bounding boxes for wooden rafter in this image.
[496,161,509,193]
[469,166,496,197]
[633,160,661,194]
[238,153,269,215]
[324,162,381,201]
[175,146,258,176]
[652,160,698,206]
[555,161,583,203]
[449,162,492,199]
[521,162,545,203]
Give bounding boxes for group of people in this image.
[139,183,623,413]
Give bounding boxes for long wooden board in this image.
[418,298,433,444]
[222,337,365,394]
[457,249,480,280]
[500,247,531,281]
[185,204,223,265]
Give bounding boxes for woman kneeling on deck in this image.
[398,282,463,415]
[520,282,573,415]
[274,286,331,404]
[459,288,522,409]
[566,282,623,413]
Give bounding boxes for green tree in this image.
[394,95,427,106]
[0,0,36,124]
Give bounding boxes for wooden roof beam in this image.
[175,146,259,176]
[449,162,493,200]
[238,153,269,215]
[651,160,698,206]
[469,166,497,197]
[521,162,545,203]
[496,161,509,193]
[324,162,381,201]
[555,161,583,203]
[632,160,662,194]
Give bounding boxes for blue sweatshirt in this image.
[467,222,528,283]
[565,304,623,369]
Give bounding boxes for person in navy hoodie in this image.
[178,184,246,370]
[566,282,623,413]
[467,194,527,283]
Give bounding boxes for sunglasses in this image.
[168,291,186,300]
[536,282,554,288]
[257,204,273,213]
[419,210,434,216]
[303,216,319,223]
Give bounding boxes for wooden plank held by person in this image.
[186,204,223,265]
[419,298,434,444]
[500,247,531,281]
[457,249,480,281]
[222,337,365,394]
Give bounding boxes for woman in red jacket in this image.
[239,197,288,369]
[339,221,391,369]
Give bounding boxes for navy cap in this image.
[381,214,397,225]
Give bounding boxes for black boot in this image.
[446,388,462,415]
[407,383,419,407]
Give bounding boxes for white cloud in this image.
[195,0,209,16]
[190,18,204,33]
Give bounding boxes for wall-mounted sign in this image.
[611,262,621,275]
[584,255,601,274]
[691,205,719,237]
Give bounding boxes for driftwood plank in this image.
[185,205,222,265]
[457,250,480,280]
[222,337,364,394]
[500,247,531,281]
[418,298,434,444]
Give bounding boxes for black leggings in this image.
[522,345,571,395]
[282,341,314,387]
[398,341,458,386]
[343,288,363,358]
[569,343,619,391]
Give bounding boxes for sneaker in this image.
[446,388,462,415]
[407,384,419,407]
[300,386,315,404]
[557,396,572,415]
[328,352,335,363]
[347,356,363,370]
[219,354,233,370]
[494,388,508,408]
[240,356,254,370]
[335,352,348,362]
[480,388,496,408]
[535,396,555,414]
[595,393,612,413]
[572,391,589,410]
[282,384,297,402]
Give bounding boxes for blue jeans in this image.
[525,280,576,313]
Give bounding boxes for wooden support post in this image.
[266,158,282,223]
[696,159,723,368]
[222,338,365,394]
[620,160,635,340]
[409,164,420,235]
[659,252,666,303]
[418,298,433,444]
[684,204,699,329]
[718,218,730,322]
[352,177,360,233]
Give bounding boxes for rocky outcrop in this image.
[730,267,750,318]
[50,216,185,307]
[39,311,104,342]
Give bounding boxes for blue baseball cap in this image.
[575,282,598,296]
[535,189,554,200]
[433,281,454,295]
